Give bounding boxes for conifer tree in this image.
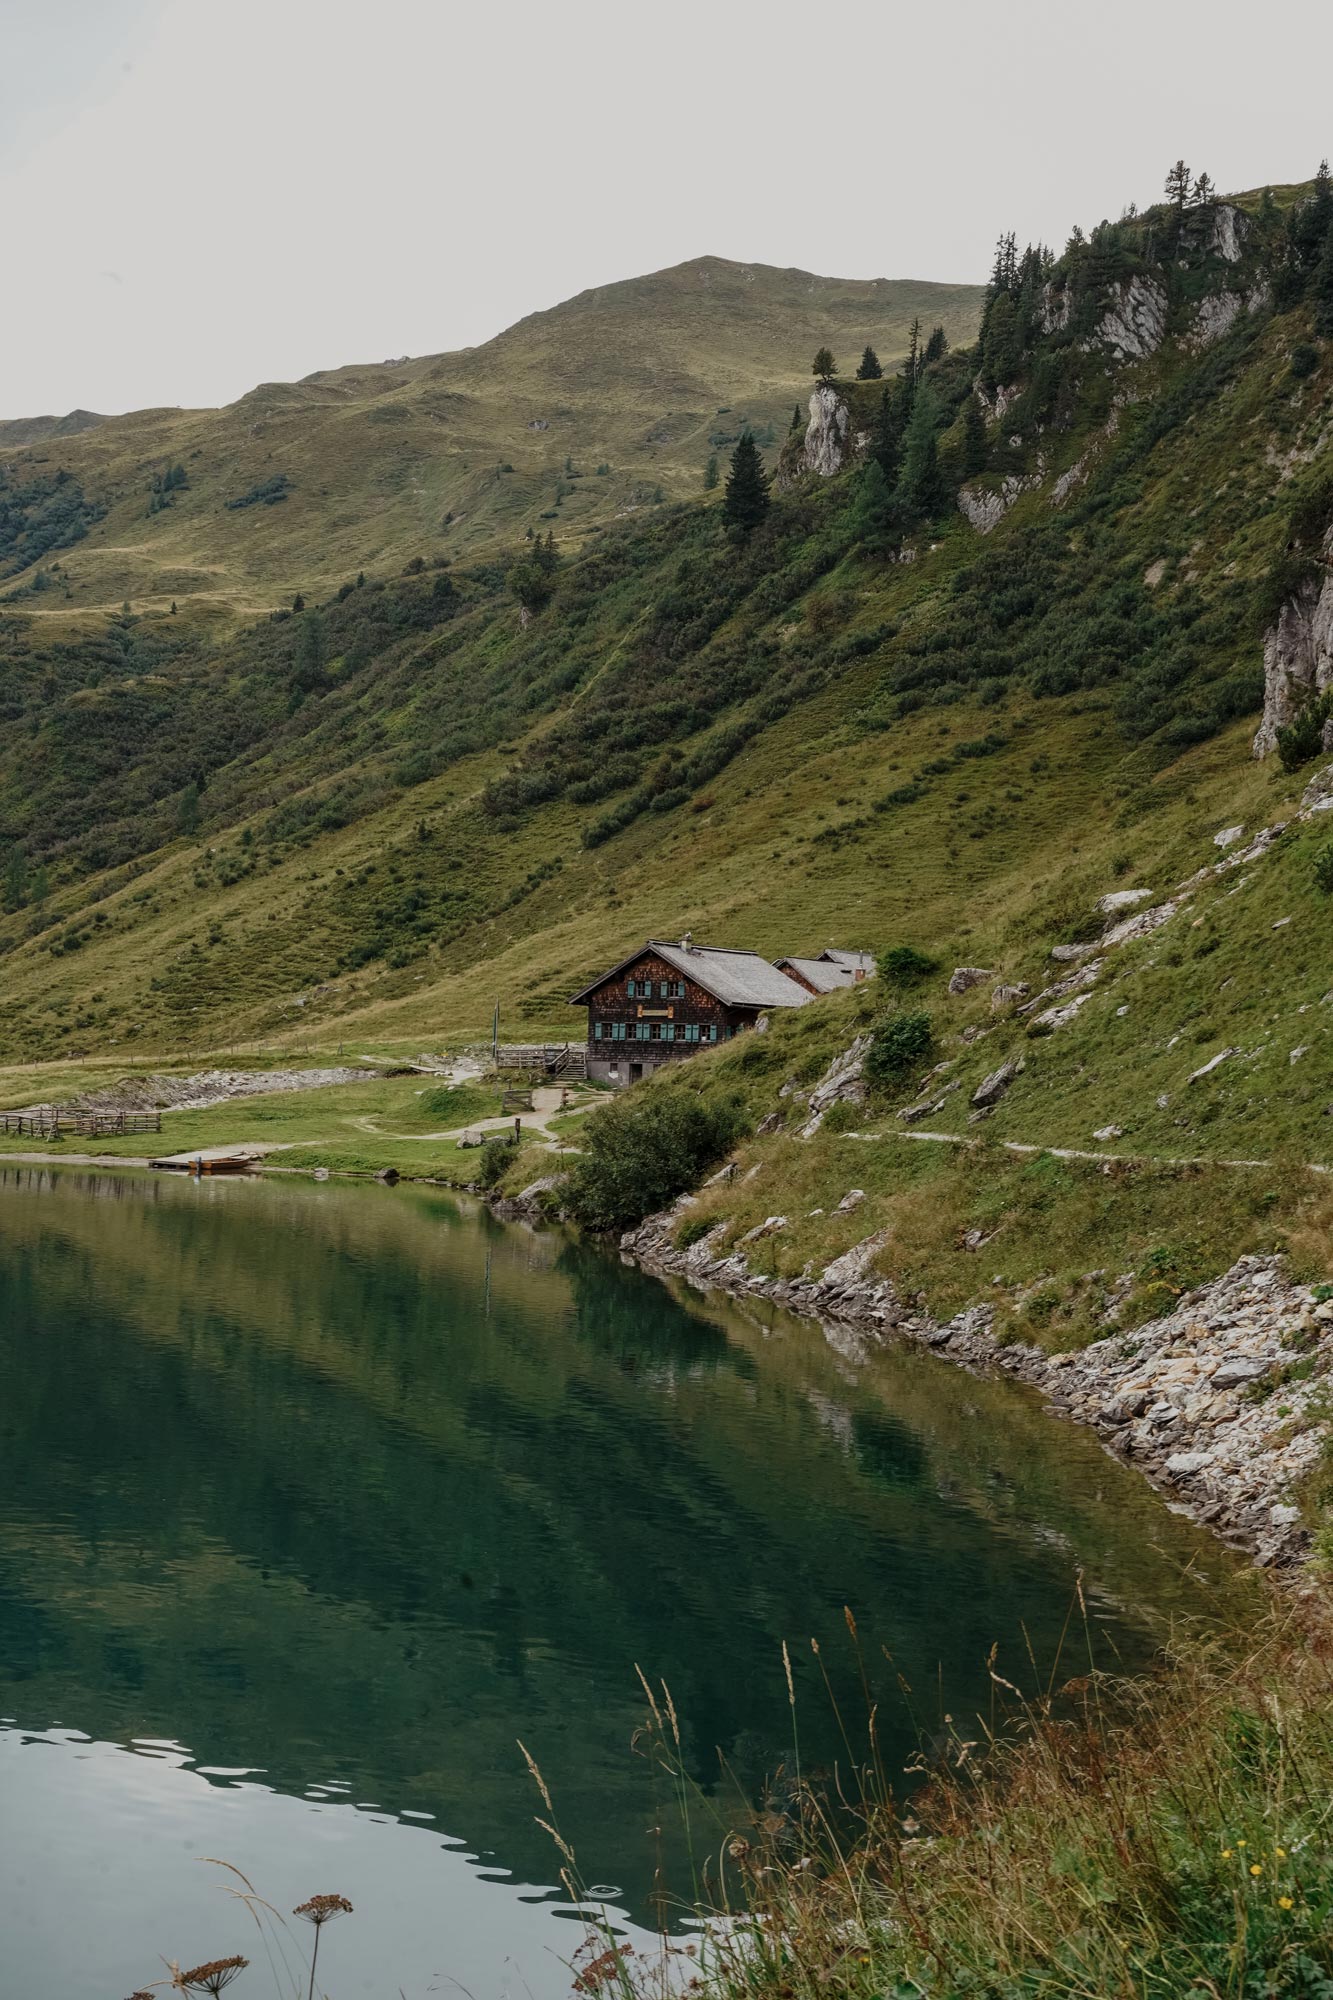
[1164,160,1192,213]
[856,345,882,380]
[790,403,802,432]
[812,347,837,387]
[722,431,771,536]
[961,394,987,476]
[1313,227,1333,338]
[868,383,906,484]
[923,325,947,366]
[1192,172,1215,207]
[2,842,27,912]
[849,458,894,552]
[704,454,719,490]
[905,318,921,389]
[896,391,944,519]
[178,782,201,837]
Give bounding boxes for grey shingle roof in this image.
[647,941,812,1009]
[819,949,876,975]
[569,940,812,1009]
[774,956,856,994]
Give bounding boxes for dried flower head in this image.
[180,1958,249,1996]
[292,1893,353,1927]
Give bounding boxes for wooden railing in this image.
[0,1107,163,1140]
[493,1043,587,1078]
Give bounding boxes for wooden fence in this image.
[493,1043,587,1078]
[0,1107,163,1140]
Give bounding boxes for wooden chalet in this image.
[570,938,874,1087]
[569,937,813,1086]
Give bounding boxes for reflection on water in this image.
[0,1166,1236,1997]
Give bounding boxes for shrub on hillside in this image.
[474,1136,516,1189]
[877,943,937,987]
[1313,841,1333,895]
[863,1011,934,1091]
[563,1089,747,1233]
[1278,694,1333,773]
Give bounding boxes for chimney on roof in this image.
[680,931,694,951]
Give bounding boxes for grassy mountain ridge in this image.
[0,175,1329,1163]
[0,258,981,619]
[0,409,105,448]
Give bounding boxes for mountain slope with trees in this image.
[0,167,1329,1155]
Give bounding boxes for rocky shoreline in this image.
[623,1202,1333,1571]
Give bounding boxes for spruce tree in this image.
[856,345,882,380]
[704,454,719,491]
[1192,172,1215,207]
[2,842,27,912]
[178,782,201,837]
[1164,160,1192,213]
[923,325,947,366]
[722,431,771,536]
[868,383,906,485]
[1313,227,1333,338]
[812,347,837,386]
[790,402,802,431]
[896,391,944,519]
[905,317,921,389]
[849,459,894,551]
[962,394,987,476]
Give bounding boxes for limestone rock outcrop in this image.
[958,471,1043,533]
[1087,276,1169,362]
[1252,531,1333,759]
[777,385,854,488]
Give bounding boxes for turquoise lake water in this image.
[0,1165,1236,1997]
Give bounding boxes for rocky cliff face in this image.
[1253,529,1333,758]
[1088,275,1169,362]
[776,384,854,488]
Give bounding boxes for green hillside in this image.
[0,259,980,620]
[0,170,1330,1204]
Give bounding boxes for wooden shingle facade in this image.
[569,939,813,1086]
[569,937,871,1087]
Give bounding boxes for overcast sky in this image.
[1,0,1328,417]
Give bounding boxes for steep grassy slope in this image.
[0,182,1329,1201]
[0,259,980,618]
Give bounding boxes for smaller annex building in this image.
[570,938,870,1087]
[774,950,875,996]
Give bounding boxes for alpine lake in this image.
[0,1165,1242,1998]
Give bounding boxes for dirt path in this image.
[842,1126,1329,1174]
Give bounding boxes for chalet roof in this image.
[569,939,813,1010]
[819,949,876,975]
[774,955,856,994]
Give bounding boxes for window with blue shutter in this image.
[637,1022,651,1042]
[612,1021,625,1041]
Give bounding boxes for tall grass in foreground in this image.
[549,1594,1333,2000]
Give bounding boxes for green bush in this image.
[1278,695,1333,773]
[1313,842,1333,895]
[877,943,937,986]
[863,1010,934,1090]
[675,1212,717,1250]
[563,1089,748,1233]
[474,1137,515,1189]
